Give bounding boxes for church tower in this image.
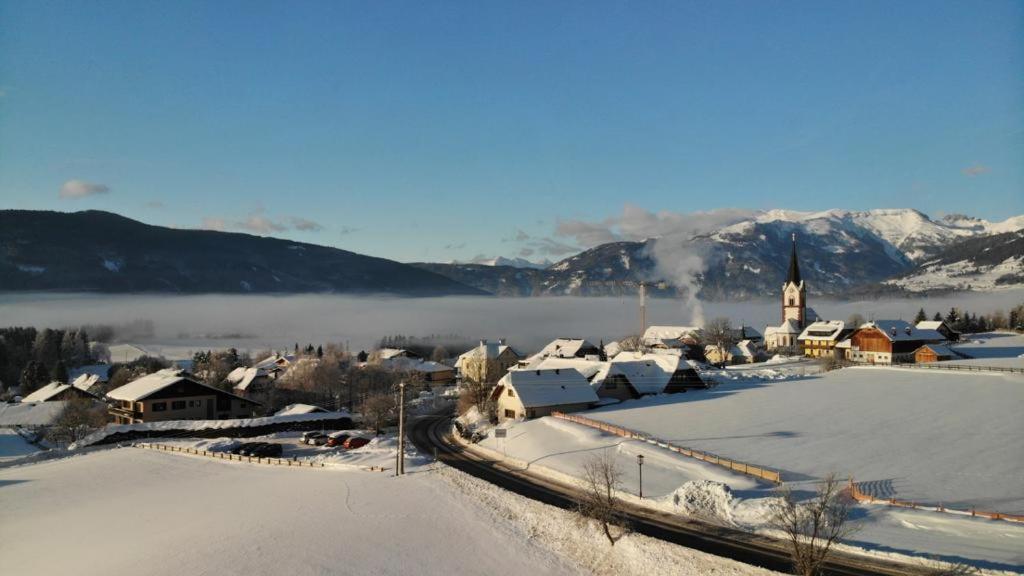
[781,233,806,327]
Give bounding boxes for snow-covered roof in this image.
[798,320,847,342]
[67,364,110,383]
[274,403,328,416]
[0,401,68,427]
[455,340,520,367]
[915,344,957,357]
[499,368,599,408]
[915,320,958,333]
[603,341,622,358]
[254,354,296,370]
[378,348,412,360]
[234,367,273,392]
[382,357,454,373]
[106,368,241,402]
[226,366,248,384]
[608,352,682,394]
[533,357,611,385]
[538,338,596,358]
[765,318,802,336]
[642,326,700,347]
[860,320,945,342]
[735,340,759,358]
[22,382,72,403]
[72,373,103,393]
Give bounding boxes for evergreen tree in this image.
[316,345,323,358]
[914,308,927,323]
[19,360,49,395]
[50,360,68,383]
[933,312,942,322]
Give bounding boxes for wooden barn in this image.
[913,344,957,363]
[847,320,945,365]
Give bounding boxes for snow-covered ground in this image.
[0,445,780,576]
[477,356,1024,571]
[952,332,1024,367]
[0,429,41,463]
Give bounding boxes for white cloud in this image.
[962,164,990,177]
[59,179,110,199]
[236,216,287,234]
[290,217,324,232]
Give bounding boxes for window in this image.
[788,297,795,306]
[605,380,617,389]
[151,402,167,412]
[171,400,186,410]
[507,388,514,397]
[504,409,516,418]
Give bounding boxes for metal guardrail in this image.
[136,442,326,467]
[550,412,782,484]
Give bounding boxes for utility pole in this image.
[396,381,406,476]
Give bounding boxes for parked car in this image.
[326,433,350,448]
[342,436,370,450]
[239,442,269,456]
[251,443,283,458]
[302,432,328,445]
[231,442,261,455]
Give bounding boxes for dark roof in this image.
[786,235,802,285]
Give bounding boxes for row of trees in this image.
[913,303,1024,333]
[0,327,105,395]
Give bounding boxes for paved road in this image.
[408,412,930,576]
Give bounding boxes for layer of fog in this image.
[2,291,1021,360]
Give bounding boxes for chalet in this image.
[455,339,521,384]
[915,320,961,342]
[381,357,456,384]
[523,338,601,366]
[254,353,297,370]
[847,321,946,365]
[641,326,701,349]
[797,320,853,359]
[229,366,278,397]
[492,368,599,423]
[913,344,962,363]
[107,369,260,424]
[376,348,420,361]
[22,381,99,403]
[68,364,111,389]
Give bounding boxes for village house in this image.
[605,352,707,399]
[492,368,599,423]
[274,403,330,416]
[379,356,456,384]
[21,381,99,403]
[797,320,853,359]
[228,366,279,397]
[847,320,946,365]
[68,364,111,393]
[641,326,701,349]
[704,340,761,365]
[107,369,260,424]
[455,339,521,384]
[913,343,965,363]
[522,338,602,366]
[915,320,961,342]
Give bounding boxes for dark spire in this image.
[786,232,801,285]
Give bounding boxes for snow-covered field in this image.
[589,366,1024,514]
[0,445,780,576]
[0,429,41,463]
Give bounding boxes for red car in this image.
[325,433,350,448]
[342,436,370,449]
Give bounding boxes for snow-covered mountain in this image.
[459,256,552,269]
[421,208,1024,298]
[886,230,1024,293]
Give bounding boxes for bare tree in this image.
[701,317,736,365]
[846,313,866,328]
[47,396,108,447]
[577,450,627,546]
[430,345,449,363]
[770,474,859,576]
[361,393,396,435]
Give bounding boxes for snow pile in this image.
[662,480,736,523]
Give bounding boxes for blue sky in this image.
[1,0,1021,263]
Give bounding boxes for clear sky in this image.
[1,0,1021,263]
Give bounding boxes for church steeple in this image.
[786,233,802,286]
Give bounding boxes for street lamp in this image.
[637,454,644,499]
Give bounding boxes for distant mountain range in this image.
[1,208,1021,299]
[414,209,1024,299]
[0,210,484,296]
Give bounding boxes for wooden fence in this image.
[892,362,1024,374]
[848,478,1024,524]
[550,412,782,484]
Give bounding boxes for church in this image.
[765,235,818,350]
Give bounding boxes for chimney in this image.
[498,338,505,345]
[480,339,488,347]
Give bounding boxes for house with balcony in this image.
[106,369,259,425]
